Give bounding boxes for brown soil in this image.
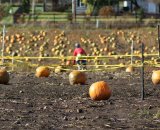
[0,69,160,130]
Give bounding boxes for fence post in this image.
[1,25,6,65]
[158,25,160,57]
[141,42,144,100]
[131,40,134,65]
[54,14,55,23]
[72,0,76,23]
[96,19,99,28]
[12,52,14,71]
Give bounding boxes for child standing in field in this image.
[73,43,87,70]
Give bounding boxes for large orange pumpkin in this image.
[35,66,50,77]
[69,70,86,85]
[89,81,111,101]
[152,70,160,85]
[0,68,9,84]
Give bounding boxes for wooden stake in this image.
[12,53,14,71]
[1,25,6,65]
[72,0,76,22]
[141,42,144,100]
[131,40,134,65]
[158,25,160,57]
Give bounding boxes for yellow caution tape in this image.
[0,53,159,72]
[0,53,158,60]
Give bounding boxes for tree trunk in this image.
[131,0,140,9]
[43,0,46,11]
[52,0,59,11]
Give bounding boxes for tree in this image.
[52,0,59,11]
[82,0,118,15]
[131,0,140,9]
[22,0,30,13]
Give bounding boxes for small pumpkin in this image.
[89,81,111,101]
[35,66,50,77]
[55,66,64,73]
[69,70,86,85]
[0,68,9,84]
[66,60,74,66]
[126,66,134,73]
[152,70,160,85]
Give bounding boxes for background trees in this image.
[22,0,30,13]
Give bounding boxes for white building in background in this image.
[137,0,159,13]
[122,0,159,14]
[148,2,157,13]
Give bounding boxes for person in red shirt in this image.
[73,43,87,70]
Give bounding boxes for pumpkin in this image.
[126,66,134,73]
[0,68,9,84]
[35,66,50,77]
[89,81,111,101]
[152,70,160,85]
[66,60,70,66]
[69,70,86,85]
[66,60,74,66]
[55,66,64,73]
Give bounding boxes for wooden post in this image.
[12,52,14,71]
[54,14,55,23]
[158,25,160,57]
[96,19,99,28]
[141,42,144,100]
[44,0,46,12]
[72,0,76,22]
[1,25,6,65]
[131,40,134,65]
[32,0,35,18]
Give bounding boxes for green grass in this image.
[23,14,160,23]
[0,15,13,24]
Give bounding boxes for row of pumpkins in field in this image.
[0,30,158,59]
[0,66,159,101]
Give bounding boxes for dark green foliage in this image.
[0,4,12,20]
[22,0,30,13]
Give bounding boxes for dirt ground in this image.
[0,68,160,130]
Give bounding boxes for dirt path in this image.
[0,70,160,130]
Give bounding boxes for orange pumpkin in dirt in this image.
[89,81,111,101]
[35,66,50,77]
[126,66,134,73]
[0,68,9,84]
[69,70,86,85]
[66,60,73,66]
[152,70,160,85]
[55,66,65,73]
